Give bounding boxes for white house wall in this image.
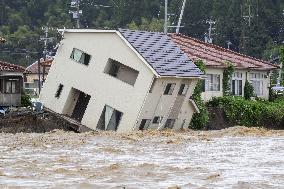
[201,68,271,101]
[40,32,154,132]
[172,79,198,130]
[201,68,223,102]
[137,78,198,130]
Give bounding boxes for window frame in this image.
[104,58,139,86]
[55,84,64,98]
[178,84,189,96]
[4,79,20,94]
[250,73,264,96]
[163,83,176,95]
[152,116,163,124]
[231,72,243,96]
[70,48,91,66]
[205,74,221,92]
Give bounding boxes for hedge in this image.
[207,96,284,127]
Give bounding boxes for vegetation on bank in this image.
[189,60,209,130]
[207,96,284,128]
[21,92,32,107]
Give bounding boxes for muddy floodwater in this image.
[0,127,283,189]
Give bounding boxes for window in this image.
[108,63,120,77]
[178,84,189,95]
[55,84,64,98]
[4,79,20,94]
[164,119,176,129]
[250,73,264,96]
[231,72,243,96]
[104,58,139,86]
[231,80,242,96]
[205,74,220,91]
[164,83,176,95]
[96,105,123,131]
[70,48,91,65]
[139,119,151,130]
[149,78,157,93]
[152,116,163,124]
[33,79,40,88]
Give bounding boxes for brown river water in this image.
[0,126,283,189]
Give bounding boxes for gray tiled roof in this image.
[119,29,204,78]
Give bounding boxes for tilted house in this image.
[170,34,279,101]
[40,29,204,132]
[0,60,25,106]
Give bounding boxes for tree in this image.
[244,80,254,100]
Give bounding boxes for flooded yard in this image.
[0,127,283,189]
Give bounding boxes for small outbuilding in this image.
[0,60,25,106]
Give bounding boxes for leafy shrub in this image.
[207,96,284,127]
[21,92,32,107]
[189,60,209,130]
[189,95,209,130]
[223,61,235,96]
[244,80,254,100]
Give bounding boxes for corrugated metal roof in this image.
[170,34,279,71]
[119,29,204,78]
[0,60,25,72]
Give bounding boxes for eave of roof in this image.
[170,33,279,71]
[0,60,25,73]
[58,29,117,33]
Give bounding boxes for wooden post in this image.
[37,56,41,94]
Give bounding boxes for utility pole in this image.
[176,0,187,34]
[41,26,54,60]
[242,4,253,27]
[205,19,215,43]
[164,0,168,34]
[226,41,232,49]
[69,0,82,28]
[240,1,253,53]
[164,0,186,34]
[40,26,54,84]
